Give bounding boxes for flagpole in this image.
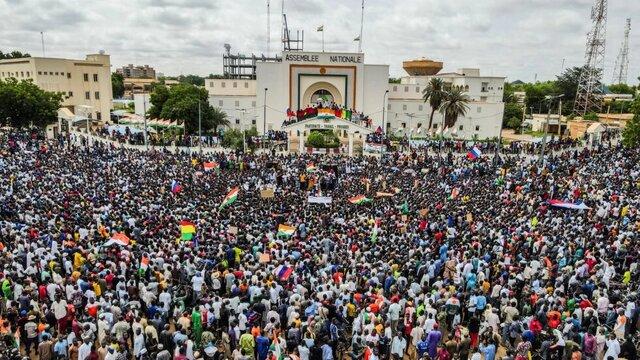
[322,26,325,52]
[358,0,364,53]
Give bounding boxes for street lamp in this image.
[263,88,268,150]
[539,94,564,165]
[198,99,202,154]
[236,108,247,153]
[382,90,389,135]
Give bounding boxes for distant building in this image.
[0,52,113,122]
[116,64,156,79]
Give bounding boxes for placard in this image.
[228,226,238,235]
[308,196,333,204]
[260,189,275,198]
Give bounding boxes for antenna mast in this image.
[358,0,364,53]
[611,18,631,84]
[573,0,607,115]
[267,0,271,56]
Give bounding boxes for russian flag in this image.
[548,199,591,210]
[275,265,294,281]
[171,180,182,194]
[467,146,482,160]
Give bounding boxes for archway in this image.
[311,89,334,104]
[301,81,343,108]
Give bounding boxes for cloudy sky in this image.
[1,0,638,83]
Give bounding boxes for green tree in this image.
[148,84,171,118]
[583,112,599,121]
[524,81,558,114]
[0,78,63,128]
[306,131,325,148]
[177,74,205,86]
[556,66,602,114]
[422,78,446,132]
[503,102,524,124]
[505,117,522,132]
[439,88,470,129]
[111,73,125,99]
[0,50,31,59]
[608,83,635,95]
[622,98,640,147]
[388,78,401,84]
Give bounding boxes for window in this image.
[401,122,406,128]
[416,86,420,93]
[475,125,480,131]
[59,72,63,76]
[387,104,391,110]
[252,101,256,107]
[83,73,89,81]
[402,104,407,111]
[433,123,438,129]
[235,100,240,107]
[404,86,409,92]
[392,86,397,91]
[244,82,249,88]
[26,71,30,77]
[93,74,98,82]
[480,96,487,102]
[94,91,100,100]
[68,91,73,97]
[218,100,223,106]
[417,123,422,129]
[235,118,240,125]
[20,71,24,77]
[477,106,482,113]
[418,105,423,111]
[221,82,226,88]
[251,119,256,125]
[386,122,391,129]
[38,71,42,75]
[458,125,464,130]
[233,82,237,88]
[85,91,90,100]
[210,82,214,87]
[96,112,102,120]
[67,73,71,79]
[481,82,489,92]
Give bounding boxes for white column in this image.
[348,132,354,157]
[298,131,304,154]
[287,131,291,154]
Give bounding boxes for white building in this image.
[206,50,505,140]
[0,52,113,122]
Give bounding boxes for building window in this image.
[433,123,438,129]
[477,106,482,113]
[93,74,98,82]
[94,91,100,100]
[20,71,24,77]
[233,82,237,88]
[401,122,406,128]
[480,96,487,102]
[235,100,240,107]
[475,125,480,131]
[85,91,90,100]
[416,87,420,93]
[84,73,89,81]
[252,119,256,125]
[68,91,73,97]
[417,123,422,129]
[386,122,391,129]
[235,119,240,125]
[481,82,489,92]
[404,86,409,92]
[221,82,226,88]
[418,105,423,111]
[26,71,30,77]
[252,101,256,107]
[67,73,71,79]
[459,125,464,130]
[402,104,407,111]
[218,100,223,106]
[392,86,397,91]
[38,71,42,75]
[209,82,214,87]
[244,82,249,88]
[96,112,102,120]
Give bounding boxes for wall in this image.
[205,79,257,96]
[256,61,287,132]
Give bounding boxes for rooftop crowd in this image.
[283,102,372,128]
[0,129,638,360]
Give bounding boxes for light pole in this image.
[382,90,389,134]
[539,94,563,165]
[236,108,247,153]
[263,88,268,150]
[198,99,202,154]
[142,97,148,150]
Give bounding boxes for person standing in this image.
[390,333,407,360]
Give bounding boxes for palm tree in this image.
[210,106,230,134]
[422,78,446,133]
[439,88,470,129]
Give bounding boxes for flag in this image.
[275,265,294,281]
[466,146,482,160]
[353,35,360,41]
[376,192,395,197]
[103,233,130,247]
[180,220,196,241]
[171,180,182,194]
[277,224,296,237]
[220,187,239,208]
[203,162,219,172]
[548,199,591,210]
[306,163,317,173]
[371,219,380,243]
[317,25,324,32]
[449,188,460,200]
[139,255,150,275]
[348,195,372,204]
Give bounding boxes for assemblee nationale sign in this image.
[284,53,363,64]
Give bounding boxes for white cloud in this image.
[0,0,637,83]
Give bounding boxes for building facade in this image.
[206,50,505,140]
[0,53,113,121]
[116,64,156,79]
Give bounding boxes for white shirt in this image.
[390,336,407,357]
[52,299,68,320]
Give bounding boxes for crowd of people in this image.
[283,103,372,128]
[0,128,638,360]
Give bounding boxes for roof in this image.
[586,123,606,133]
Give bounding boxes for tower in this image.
[611,18,631,85]
[573,0,608,115]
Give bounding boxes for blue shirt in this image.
[54,340,68,356]
[256,336,271,360]
[417,340,429,357]
[475,295,487,310]
[480,344,496,360]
